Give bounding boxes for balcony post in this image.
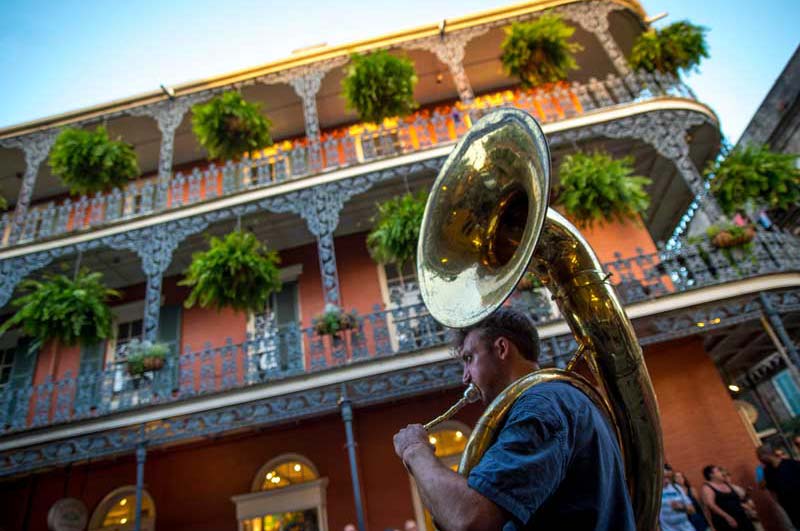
[134,441,146,531]
[130,93,212,209]
[559,2,630,76]
[289,72,326,171]
[339,390,367,531]
[108,219,210,341]
[0,131,59,245]
[403,27,491,104]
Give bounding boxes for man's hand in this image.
[393,424,434,464]
[724,514,738,528]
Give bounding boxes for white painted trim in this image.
[2,272,798,452]
[231,478,329,531]
[0,97,716,261]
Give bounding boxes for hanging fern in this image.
[342,51,418,124]
[179,230,282,313]
[0,269,120,348]
[49,126,139,195]
[630,21,708,76]
[555,151,651,228]
[708,144,800,216]
[191,91,272,161]
[500,14,583,88]
[367,191,428,268]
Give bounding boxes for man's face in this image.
[460,330,507,405]
[663,467,673,485]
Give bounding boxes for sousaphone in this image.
[418,108,662,530]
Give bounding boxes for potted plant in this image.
[48,126,140,195]
[707,144,800,217]
[342,50,418,124]
[180,230,282,314]
[554,151,651,228]
[312,304,357,337]
[191,91,273,161]
[500,14,583,89]
[707,222,756,249]
[366,191,427,274]
[629,21,708,76]
[125,339,169,377]
[0,269,120,348]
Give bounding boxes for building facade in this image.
[0,1,799,530]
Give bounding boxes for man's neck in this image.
[507,361,538,384]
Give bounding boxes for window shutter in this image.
[9,338,38,389]
[156,305,182,394]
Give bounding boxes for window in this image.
[773,369,800,416]
[248,271,302,376]
[89,487,155,531]
[0,346,13,390]
[378,262,446,351]
[233,454,329,531]
[410,422,470,531]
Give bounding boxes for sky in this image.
[0,0,798,143]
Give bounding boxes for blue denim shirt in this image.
[467,381,635,531]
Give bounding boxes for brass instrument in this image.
[418,108,663,530]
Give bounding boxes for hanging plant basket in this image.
[0,269,120,348]
[313,304,357,337]
[708,144,800,217]
[500,14,583,89]
[366,191,428,269]
[191,91,273,161]
[629,21,708,76]
[554,151,651,228]
[342,50,419,124]
[708,223,756,249]
[48,126,140,195]
[180,230,282,314]
[126,340,169,377]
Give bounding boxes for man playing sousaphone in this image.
[392,108,661,531]
[393,307,634,530]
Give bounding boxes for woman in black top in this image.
[700,465,755,531]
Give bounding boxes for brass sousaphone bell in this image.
[418,109,663,531]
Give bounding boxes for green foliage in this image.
[191,91,272,161]
[180,230,281,313]
[500,14,583,88]
[342,51,418,124]
[313,304,357,336]
[0,194,6,210]
[708,144,800,216]
[0,269,120,348]
[48,126,139,195]
[366,191,427,268]
[125,339,169,376]
[555,151,651,228]
[629,21,708,76]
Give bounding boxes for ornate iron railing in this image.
[1,71,695,249]
[0,228,797,435]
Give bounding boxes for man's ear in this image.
[493,336,511,360]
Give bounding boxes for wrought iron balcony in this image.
[1,228,797,435]
[0,71,697,250]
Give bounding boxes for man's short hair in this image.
[756,444,774,458]
[702,465,716,481]
[451,307,540,362]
